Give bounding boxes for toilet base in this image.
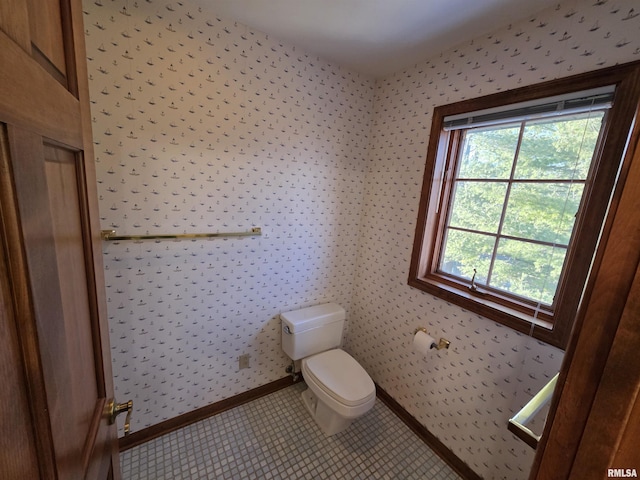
[301,388,354,436]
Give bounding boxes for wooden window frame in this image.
[409,63,640,349]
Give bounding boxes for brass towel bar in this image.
[101,227,262,241]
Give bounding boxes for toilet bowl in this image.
[300,349,376,435]
[280,303,376,436]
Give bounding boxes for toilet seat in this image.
[302,349,375,407]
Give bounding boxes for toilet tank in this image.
[281,303,345,360]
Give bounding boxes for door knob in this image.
[106,399,133,435]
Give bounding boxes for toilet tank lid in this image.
[280,303,345,333]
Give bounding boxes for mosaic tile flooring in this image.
[121,382,463,479]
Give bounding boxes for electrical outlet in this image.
[239,354,250,370]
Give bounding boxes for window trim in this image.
[409,63,640,349]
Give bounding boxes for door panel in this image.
[43,145,100,405]
[0,27,82,148]
[43,144,102,474]
[0,125,58,479]
[27,0,68,81]
[0,0,70,89]
[7,125,114,479]
[0,0,30,51]
[0,229,40,480]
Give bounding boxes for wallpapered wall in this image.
[83,0,374,429]
[83,0,639,478]
[346,0,639,479]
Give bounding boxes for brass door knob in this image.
[106,399,133,435]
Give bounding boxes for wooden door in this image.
[569,263,640,477]
[0,0,120,479]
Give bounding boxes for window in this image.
[409,64,640,349]
[442,109,606,301]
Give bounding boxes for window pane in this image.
[458,125,520,179]
[437,102,608,313]
[515,112,605,180]
[502,183,584,245]
[439,229,494,284]
[491,238,567,305]
[448,181,507,233]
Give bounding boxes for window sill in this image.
[408,275,565,349]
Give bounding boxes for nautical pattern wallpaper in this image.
[82,0,374,431]
[346,0,639,479]
[81,0,640,478]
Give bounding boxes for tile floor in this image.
[121,382,463,479]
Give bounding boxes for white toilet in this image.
[281,303,376,436]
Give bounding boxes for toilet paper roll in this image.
[413,330,436,356]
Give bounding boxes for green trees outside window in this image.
[440,112,605,306]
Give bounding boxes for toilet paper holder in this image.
[415,327,451,350]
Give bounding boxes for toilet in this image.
[281,303,376,436]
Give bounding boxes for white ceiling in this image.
[200,0,562,78]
